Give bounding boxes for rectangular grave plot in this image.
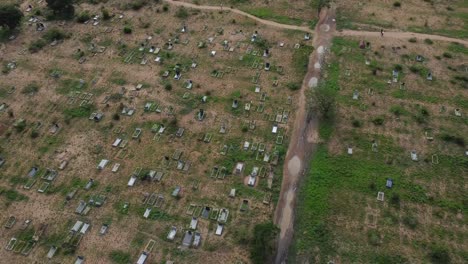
[210,208,219,220]
[23,179,37,190]
[21,241,35,256]
[6,238,17,251]
[37,182,50,193]
[13,241,26,253]
[145,239,156,253]
[147,193,157,206]
[276,135,284,145]
[186,204,196,215]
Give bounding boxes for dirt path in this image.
[340,30,468,45]
[164,0,467,45]
[272,8,336,264]
[163,0,313,33]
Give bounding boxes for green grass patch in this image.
[242,7,304,26]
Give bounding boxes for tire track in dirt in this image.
[163,0,313,33]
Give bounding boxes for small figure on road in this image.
[380,28,384,37]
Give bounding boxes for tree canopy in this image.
[46,0,75,19]
[0,5,23,30]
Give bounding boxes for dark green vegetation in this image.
[0,4,23,30]
[292,37,467,263]
[109,250,131,264]
[46,0,75,19]
[250,222,279,264]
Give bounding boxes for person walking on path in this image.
[381,28,384,37]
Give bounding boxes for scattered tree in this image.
[46,0,75,19]
[0,5,23,30]
[309,83,337,120]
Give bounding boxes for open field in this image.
[336,0,468,38]
[292,33,467,263]
[0,1,315,263]
[178,0,319,26]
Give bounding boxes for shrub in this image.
[76,11,90,23]
[352,119,362,127]
[175,7,189,19]
[390,193,400,209]
[30,130,39,138]
[22,82,40,94]
[393,64,403,71]
[241,126,248,133]
[162,4,169,12]
[102,8,111,20]
[440,133,465,147]
[408,37,417,43]
[112,113,120,121]
[424,38,433,45]
[123,26,132,34]
[286,82,300,91]
[164,83,172,91]
[109,250,131,264]
[429,246,451,264]
[28,39,47,53]
[390,105,406,116]
[442,52,452,58]
[393,1,401,7]
[43,28,69,42]
[130,0,148,10]
[371,116,384,126]
[249,222,278,264]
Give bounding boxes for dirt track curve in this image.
[164,0,313,33]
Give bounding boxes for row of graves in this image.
[2,6,313,263]
[93,21,306,262]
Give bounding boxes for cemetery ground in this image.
[0,1,314,263]
[336,0,468,39]
[292,34,467,262]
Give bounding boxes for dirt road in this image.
[272,7,336,264]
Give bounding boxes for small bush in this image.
[22,82,40,94]
[390,193,400,209]
[30,130,39,138]
[175,7,189,19]
[162,4,169,12]
[429,246,451,264]
[76,11,90,23]
[102,9,111,20]
[440,133,465,147]
[424,39,433,45]
[43,28,69,42]
[408,37,417,43]
[109,250,131,264]
[371,116,384,126]
[28,39,46,53]
[352,119,362,128]
[123,26,132,34]
[241,126,248,133]
[286,82,300,91]
[393,64,403,71]
[393,1,401,7]
[442,52,452,58]
[112,113,120,121]
[164,83,172,91]
[390,105,406,116]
